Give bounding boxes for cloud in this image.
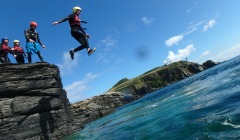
[96,35,118,64]
[201,51,210,57]
[203,19,216,32]
[165,21,204,47]
[165,35,184,47]
[164,44,196,64]
[57,51,80,76]
[141,16,154,25]
[210,44,240,62]
[101,36,118,47]
[64,73,99,102]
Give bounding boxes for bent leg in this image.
[71,30,90,52]
[5,55,10,64]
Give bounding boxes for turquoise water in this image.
[65,56,240,140]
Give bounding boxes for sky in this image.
[1,0,240,103]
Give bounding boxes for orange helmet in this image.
[30,22,38,27]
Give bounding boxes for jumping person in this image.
[24,22,46,63]
[52,6,96,60]
[0,37,12,64]
[11,40,27,64]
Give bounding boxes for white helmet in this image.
[13,40,20,43]
[73,6,81,13]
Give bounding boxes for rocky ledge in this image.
[0,63,79,140]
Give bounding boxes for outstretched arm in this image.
[52,14,73,25]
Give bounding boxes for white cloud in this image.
[57,51,80,76]
[201,51,210,57]
[164,44,196,64]
[96,36,118,64]
[101,36,118,47]
[165,21,203,47]
[165,35,184,47]
[141,16,154,25]
[203,19,216,32]
[64,73,99,102]
[210,44,240,62]
[185,21,204,35]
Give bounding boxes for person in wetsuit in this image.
[11,40,27,64]
[52,6,95,60]
[24,22,46,63]
[0,38,12,64]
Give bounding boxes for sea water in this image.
[64,55,240,140]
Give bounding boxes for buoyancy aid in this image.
[26,29,38,41]
[1,43,11,53]
[12,46,24,53]
[70,14,81,27]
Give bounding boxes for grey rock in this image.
[202,60,218,69]
[0,63,75,140]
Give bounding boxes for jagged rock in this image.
[202,60,218,69]
[187,63,204,74]
[71,92,129,125]
[0,63,78,140]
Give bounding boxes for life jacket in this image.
[1,43,11,53]
[12,46,24,53]
[70,14,81,27]
[26,29,38,41]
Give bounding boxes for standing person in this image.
[52,6,96,60]
[0,37,12,64]
[24,21,46,63]
[11,40,27,64]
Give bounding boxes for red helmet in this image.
[30,22,38,27]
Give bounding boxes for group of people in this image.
[0,6,95,64]
[0,22,45,64]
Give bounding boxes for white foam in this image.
[222,119,240,129]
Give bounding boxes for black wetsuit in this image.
[57,13,90,52]
[24,29,44,63]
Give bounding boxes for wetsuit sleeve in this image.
[37,33,43,46]
[24,30,30,42]
[57,14,73,23]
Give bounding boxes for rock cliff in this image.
[0,63,78,140]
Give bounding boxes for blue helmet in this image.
[1,37,9,43]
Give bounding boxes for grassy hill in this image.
[108,61,206,96]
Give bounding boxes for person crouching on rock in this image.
[24,21,46,63]
[0,37,12,64]
[11,40,27,64]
